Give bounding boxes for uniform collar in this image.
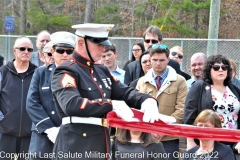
[72,51,94,68]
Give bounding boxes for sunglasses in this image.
[211,64,228,71]
[15,47,33,52]
[44,52,52,57]
[144,39,159,44]
[132,49,141,52]
[152,44,167,50]
[171,52,183,59]
[55,48,73,55]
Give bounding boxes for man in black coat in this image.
[51,23,161,160]
[0,37,37,160]
[124,25,181,85]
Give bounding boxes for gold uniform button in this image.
[103,93,106,97]
[108,86,111,89]
[88,88,91,90]
[51,111,55,114]
[99,85,102,88]
[87,62,90,66]
[94,78,97,81]
[99,99,102,102]
[83,133,87,137]
[92,100,95,102]
[107,99,111,102]
[91,70,94,74]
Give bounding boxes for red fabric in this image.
[107,108,240,142]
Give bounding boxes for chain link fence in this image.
[2,35,240,77]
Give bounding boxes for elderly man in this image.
[27,31,75,160]
[186,52,206,90]
[51,23,161,160]
[31,30,51,67]
[42,41,54,66]
[0,36,37,160]
[169,46,191,80]
[136,44,188,160]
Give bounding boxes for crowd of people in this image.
[0,23,239,160]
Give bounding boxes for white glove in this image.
[44,127,60,143]
[141,98,176,123]
[141,98,160,123]
[112,100,138,122]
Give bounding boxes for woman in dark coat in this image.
[184,54,240,153]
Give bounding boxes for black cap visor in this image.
[86,36,112,46]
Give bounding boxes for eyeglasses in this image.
[171,52,183,59]
[211,64,228,71]
[152,44,167,50]
[44,52,52,57]
[144,39,159,44]
[15,47,33,52]
[132,49,141,52]
[54,48,74,55]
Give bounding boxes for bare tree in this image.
[84,0,92,23]
[19,0,26,34]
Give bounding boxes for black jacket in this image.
[51,52,151,159]
[180,70,191,80]
[184,80,240,128]
[0,61,36,137]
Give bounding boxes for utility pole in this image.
[207,0,221,56]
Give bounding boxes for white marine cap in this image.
[72,23,114,46]
[50,31,76,48]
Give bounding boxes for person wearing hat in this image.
[26,31,75,160]
[51,23,161,160]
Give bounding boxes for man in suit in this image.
[26,31,75,160]
[124,25,181,85]
[30,30,51,67]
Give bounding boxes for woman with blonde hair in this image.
[183,109,235,160]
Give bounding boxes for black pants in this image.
[0,133,31,160]
[162,139,179,160]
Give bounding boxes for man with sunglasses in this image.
[26,31,75,160]
[31,30,51,67]
[124,25,181,85]
[136,44,188,160]
[42,41,54,66]
[169,46,191,80]
[0,36,37,160]
[50,23,161,160]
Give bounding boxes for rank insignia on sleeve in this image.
[61,73,77,88]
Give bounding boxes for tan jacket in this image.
[136,66,188,141]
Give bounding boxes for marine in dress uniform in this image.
[26,31,76,160]
[51,23,161,160]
